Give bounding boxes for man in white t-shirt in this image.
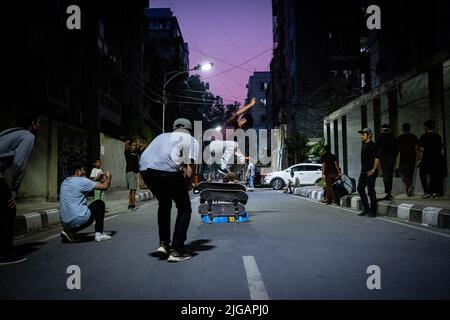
[140,118,199,263]
[59,161,113,242]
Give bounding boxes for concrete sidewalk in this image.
[14,189,153,238]
[293,186,450,229]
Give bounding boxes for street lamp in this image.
[162,63,214,133]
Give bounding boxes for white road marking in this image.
[243,256,269,300]
[285,193,450,239]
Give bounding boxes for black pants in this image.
[0,178,16,256]
[65,200,106,233]
[420,162,443,195]
[380,159,395,195]
[399,159,415,192]
[357,172,378,215]
[141,169,192,250]
[333,184,349,205]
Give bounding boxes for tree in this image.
[285,133,309,165]
[307,138,325,162]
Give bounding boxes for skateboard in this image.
[194,181,246,193]
[199,189,248,205]
[195,182,249,223]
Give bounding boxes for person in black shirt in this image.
[321,145,341,205]
[397,123,418,196]
[357,128,380,217]
[417,120,444,199]
[124,139,143,210]
[377,124,399,201]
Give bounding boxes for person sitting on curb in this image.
[59,161,112,243]
[332,173,354,205]
[284,169,298,194]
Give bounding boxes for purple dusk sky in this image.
[150,0,273,105]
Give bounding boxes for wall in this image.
[346,107,362,179]
[100,133,127,190]
[444,59,450,193]
[397,73,430,137]
[11,117,54,201]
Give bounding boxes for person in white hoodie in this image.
[0,113,39,265]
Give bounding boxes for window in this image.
[291,166,302,172]
[260,82,269,91]
[304,165,321,171]
[260,98,267,106]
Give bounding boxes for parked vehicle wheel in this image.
[271,178,285,190]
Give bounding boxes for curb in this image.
[293,186,324,200]
[292,187,450,229]
[14,191,153,237]
[339,195,450,229]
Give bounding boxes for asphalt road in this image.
[1,189,450,300]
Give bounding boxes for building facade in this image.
[1,0,147,200]
[270,0,368,139]
[324,0,450,195]
[143,8,190,134]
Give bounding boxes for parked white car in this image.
[263,163,323,190]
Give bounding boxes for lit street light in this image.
[162,63,214,133]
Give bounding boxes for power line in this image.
[202,0,254,71]
[169,3,245,103]
[167,93,218,103]
[203,48,272,80]
[189,46,253,73]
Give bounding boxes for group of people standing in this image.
[320,119,445,217]
[376,120,445,201]
[358,120,444,217]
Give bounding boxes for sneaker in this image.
[155,242,170,257]
[61,230,80,243]
[432,193,442,199]
[0,254,27,266]
[358,211,368,216]
[167,248,193,263]
[218,167,230,175]
[95,232,112,242]
[379,195,393,201]
[421,194,432,199]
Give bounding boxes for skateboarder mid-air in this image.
[209,98,257,176]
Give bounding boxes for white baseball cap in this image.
[173,118,192,130]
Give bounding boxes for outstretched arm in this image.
[227,98,257,123]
